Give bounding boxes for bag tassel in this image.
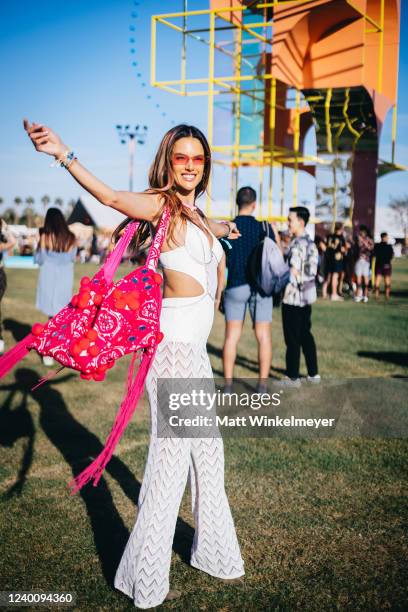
[68,347,156,494]
[0,333,35,379]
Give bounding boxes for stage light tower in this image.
[115,124,148,192]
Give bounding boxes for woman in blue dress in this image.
[34,207,77,365]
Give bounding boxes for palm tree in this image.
[25,196,35,227]
[3,208,16,224]
[54,197,64,208]
[21,206,35,228]
[41,195,50,213]
[14,197,22,223]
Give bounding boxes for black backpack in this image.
[246,221,271,297]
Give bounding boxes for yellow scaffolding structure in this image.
[150,1,398,221]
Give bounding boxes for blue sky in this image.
[0,0,407,219]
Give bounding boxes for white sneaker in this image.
[307,374,321,384]
[363,296,368,303]
[354,296,362,303]
[42,355,55,367]
[275,377,302,389]
[330,294,344,302]
[0,339,4,355]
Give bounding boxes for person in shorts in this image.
[374,232,394,300]
[354,225,374,303]
[222,186,278,391]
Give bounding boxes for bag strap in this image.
[145,206,171,271]
[101,206,170,283]
[103,220,140,284]
[259,220,268,239]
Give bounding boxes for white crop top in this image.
[159,220,224,300]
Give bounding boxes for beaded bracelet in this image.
[51,150,77,169]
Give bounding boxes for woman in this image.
[353,224,374,303]
[34,207,77,366]
[322,222,346,301]
[0,218,17,355]
[24,120,245,608]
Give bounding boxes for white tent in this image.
[80,195,126,228]
[68,195,126,230]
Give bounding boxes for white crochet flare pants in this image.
[114,293,245,609]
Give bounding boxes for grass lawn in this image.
[0,258,407,611]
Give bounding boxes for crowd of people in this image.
[316,223,394,302]
[218,187,398,389]
[0,196,398,382]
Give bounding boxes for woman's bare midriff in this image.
[162,268,205,299]
[158,217,211,300]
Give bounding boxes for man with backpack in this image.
[222,186,279,391]
[280,206,320,388]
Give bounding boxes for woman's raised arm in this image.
[23,119,161,221]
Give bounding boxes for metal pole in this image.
[151,16,156,86]
[116,126,147,192]
[234,165,239,218]
[378,0,385,93]
[230,159,236,219]
[325,88,333,153]
[280,163,285,217]
[331,158,337,232]
[259,164,264,219]
[128,135,135,192]
[293,88,301,206]
[206,9,215,216]
[181,0,187,95]
[267,77,276,219]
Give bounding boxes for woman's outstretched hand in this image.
[23,119,67,159]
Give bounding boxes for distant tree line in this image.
[0,196,76,226]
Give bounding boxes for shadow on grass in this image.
[357,351,408,368]
[387,289,408,298]
[0,367,195,585]
[3,318,32,341]
[1,368,137,584]
[0,377,35,498]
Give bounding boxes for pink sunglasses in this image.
[172,153,208,166]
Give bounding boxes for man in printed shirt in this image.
[280,207,319,388]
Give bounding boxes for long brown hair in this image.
[112,124,212,254]
[41,207,76,252]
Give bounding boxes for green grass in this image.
[0,259,407,611]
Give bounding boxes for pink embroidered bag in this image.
[0,207,170,493]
